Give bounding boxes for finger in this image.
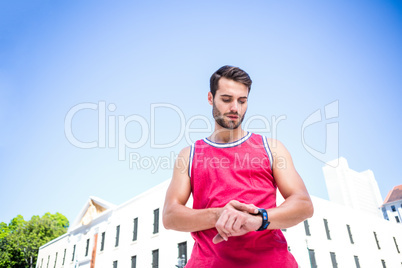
[232,202,258,214]
[216,210,229,231]
[216,231,228,242]
[223,213,236,234]
[246,204,259,214]
[232,215,243,232]
[212,233,225,244]
[215,212,229,241]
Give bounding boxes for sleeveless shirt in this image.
[186,132,297,268]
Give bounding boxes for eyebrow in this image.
[220,94,248,99]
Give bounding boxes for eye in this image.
[222,99,231,103]
[239,99,246,104]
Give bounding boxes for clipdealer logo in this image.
[64,100,339,170]
[301,100,339,167]
[64,102,201,161]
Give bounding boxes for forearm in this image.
[267,194,313,229]
[163,202,222,232]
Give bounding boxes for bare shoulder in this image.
[175,146,191,170]
[178,146,191,158]
[265,138,294,170]
[266,138,287,154]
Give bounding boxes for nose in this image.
[230,101,239,113]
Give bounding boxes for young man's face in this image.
[208,77,249,130]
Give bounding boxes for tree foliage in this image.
[0,213,69,268]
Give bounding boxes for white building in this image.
[282,196,402,268]
[37,178,402,268]
[322,157,383,218]
[36,180,193,268]
[382,185,402,224]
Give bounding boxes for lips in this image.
[226,114,239,120]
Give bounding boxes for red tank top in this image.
[187,133,297,268]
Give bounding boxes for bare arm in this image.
[162,146,258,233]
[265,139,314,229]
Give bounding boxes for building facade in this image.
[37,178,402,268]
[322,157,383,218]
[36,180,193,268]
[382,185,402,224]
[283,196,402,268]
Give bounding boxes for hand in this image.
[213,200,261,244]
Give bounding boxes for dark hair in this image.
[209,65,252,97]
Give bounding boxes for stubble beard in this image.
[212,101,245,130]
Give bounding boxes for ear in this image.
[208,92,214,106]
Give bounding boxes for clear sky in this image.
[1,0,401,224]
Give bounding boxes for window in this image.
[40,258,43,268]
[62,249,66,265]
[101,232,105,251]
[382,207,389,220]
[113,260,118,268]
[115,225,120,247]
[304,220,311,236]
[330,252,338,268]
[308,249,317,268]
[131,256,137,268]
[354,256,360,268]
[85,238,90,256]
[72,245,76,261]
[381,259,386,268]
[178,241,187,266]
[152,249,159,268]
[392,205,396,212]
[396,216,400,223]
[153,209,159,234]
[374,231,381,249]
[133,217,138,241]
[282,228,287,232]
[54,252,58,268]
[324,219,331,240]
[394,237,400,253]
[47,255,50,268]
[346,224,354,244]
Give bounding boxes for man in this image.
[163,66,313,267]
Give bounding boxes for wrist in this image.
[255,208,270,231]
[211,207,223,225]
[252,214,263,231]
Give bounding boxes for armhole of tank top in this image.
[262,136,273,171]
[188,143,195,178]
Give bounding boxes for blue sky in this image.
[1,0,401,224]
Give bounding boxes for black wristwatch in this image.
[256,208,270,231]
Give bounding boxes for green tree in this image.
[0,222,9,240]
[0,213,69,268]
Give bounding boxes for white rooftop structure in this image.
[381,185,402,224]
[323,157,383,218]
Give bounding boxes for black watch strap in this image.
[256,208,270,231]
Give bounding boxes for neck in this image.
[209,124,246,143]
